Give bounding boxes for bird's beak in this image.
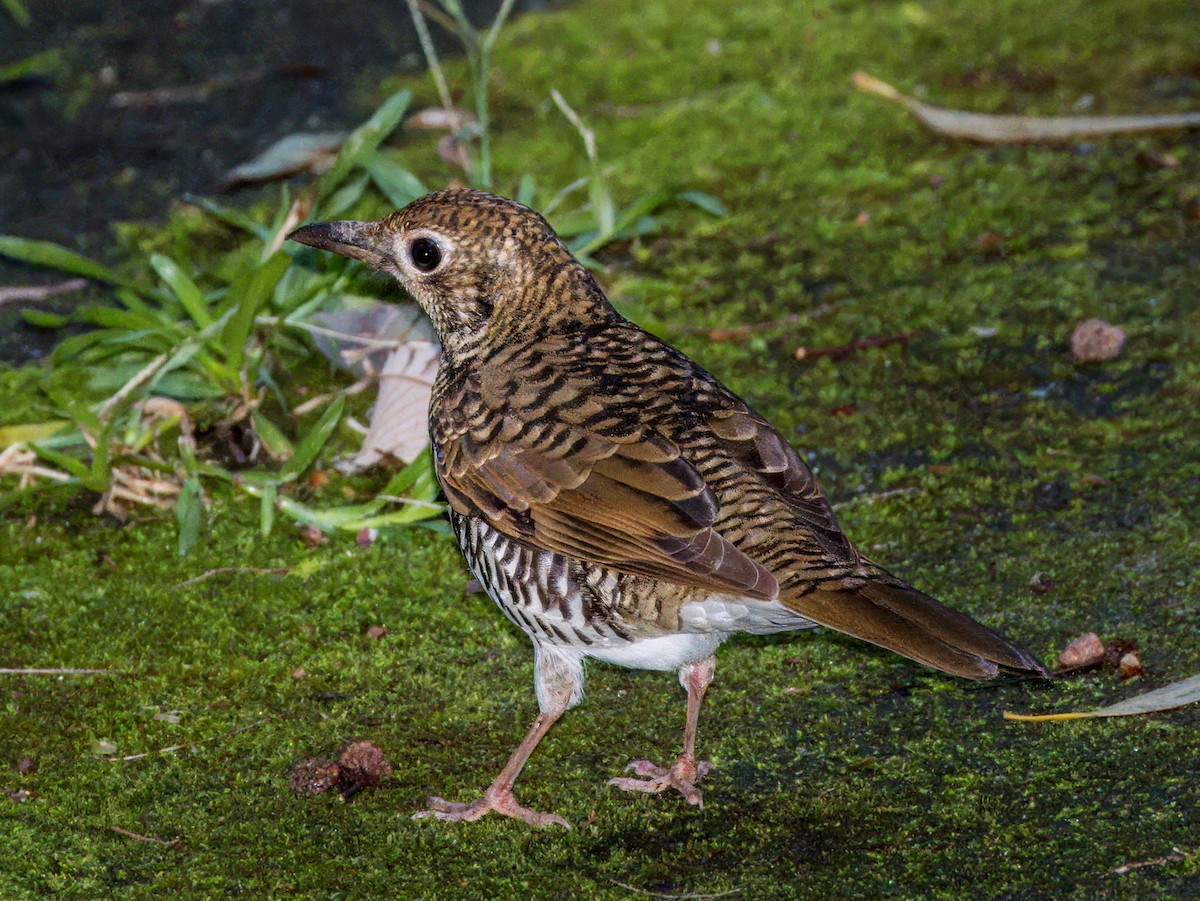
[287,220,390,268]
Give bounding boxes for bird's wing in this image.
[439,417,781,601]
[702,407,853,558]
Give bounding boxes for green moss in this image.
[3,0,1200,897]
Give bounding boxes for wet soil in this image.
[0,0,545,362]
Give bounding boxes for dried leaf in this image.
[220,133,346,188]
[308,297,435,376]
[853,71,1200,143]
[1005,673,1200,722]
[350,341,439,468]
[406,107,477,131]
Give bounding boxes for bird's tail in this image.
[783,568,1047,680]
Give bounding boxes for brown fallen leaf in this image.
[1005,672,1200,722]
[1071,318,1125,362]
[437,133,470,170]
[335,740,392,800]
[853,71,1200,143]
[350,339,439,468]
[1136,150,1181,170]
[289,758,340,796]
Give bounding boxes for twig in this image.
[0,277,87,306]
[1107,847,1188,876]
[173,566,290,588]
[97,353,169,421]
[608,880,740,900]
[119,716,271,762]
[110,70,262,109]
[832,487,921,510]
[291,376,376,416]
[0,668,120,675]
[795,330,916,362]
[853,71,1200,143]
[262,317,405,352]
[109,825,185,850]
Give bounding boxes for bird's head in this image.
[288,189,612,356]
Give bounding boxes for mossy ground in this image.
[3,0,1200,897]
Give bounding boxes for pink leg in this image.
[414,697,571,828]
[609,655,716,807]
[415,648,579,829]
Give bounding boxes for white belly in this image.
[585,631,726,671]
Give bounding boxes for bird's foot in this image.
[412,787,571,829]
[607,755,713,807]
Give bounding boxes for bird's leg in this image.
[609,655,716,807]
[414,646,581,829]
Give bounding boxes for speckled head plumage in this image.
[289,189,612,355]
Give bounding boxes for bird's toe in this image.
[412,790,570,829]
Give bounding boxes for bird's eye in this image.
[409,238,442,272]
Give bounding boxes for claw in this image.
[608,755,713,807]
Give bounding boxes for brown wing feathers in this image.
[439,330,1043,680]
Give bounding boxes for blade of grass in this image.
[182,194,272,241]
[176,477,203,556]
[150,254,212,328]
[0,236,141,291]
[279,394,344,482]
[220,251,291,372]
[364,155,429,209]
[314,89,412,209]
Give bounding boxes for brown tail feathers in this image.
[785,569,1048,680]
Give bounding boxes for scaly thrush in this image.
[289,189,1046,829]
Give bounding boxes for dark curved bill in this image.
[287,221,390,268]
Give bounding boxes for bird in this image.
[289,188,1047,829]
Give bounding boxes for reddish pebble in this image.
[1070,319,1125,362]
[1058,632,1105,670]
[1118,652,1144,679]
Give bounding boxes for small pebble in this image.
[1070,318,1125,362]
[298,525,328,547]
[1058,632,1105,670]
[1118,652,1144,679]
